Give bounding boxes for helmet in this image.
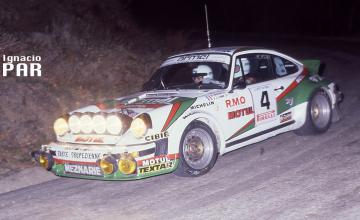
[273,57,287,76]
[192,65,213,78]
[234,58,250,78]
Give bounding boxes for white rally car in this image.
[32,46,342,180]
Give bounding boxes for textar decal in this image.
[145,131,169,142]
[190,101,214,110]
[228,107,253,119]
[138,155,175,174]
[225,96,246,108]
[64,164,102,176]
[256,110,275,122]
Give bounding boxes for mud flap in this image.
[332,104,341,123]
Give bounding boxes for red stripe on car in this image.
[54,158,97,165]
[276,68,308,102]
[161,102,181,131]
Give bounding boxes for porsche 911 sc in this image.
[32,46,342,180]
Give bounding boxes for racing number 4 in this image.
[261,91,270,109]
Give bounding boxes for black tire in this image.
[174,121,218,177]
[295,90,332,135]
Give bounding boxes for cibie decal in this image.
[64,164,102,176]
[228,107,254,120]
[280,112,292,123]
[145,131,169,142]
[190,101,214,110]
[137,154,178,174]
[225,96,246,108]
[256,110,275,122]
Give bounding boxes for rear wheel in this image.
[295,90,332,135]
[174,121,218,177]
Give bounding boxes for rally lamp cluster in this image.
[53,113,152,138]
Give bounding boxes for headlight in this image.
[54,117,69,136]
[130,117,148,138]
[79,115,93,134]
[68,115,81,133]
[106,115,122,135]
[93,115,106,134]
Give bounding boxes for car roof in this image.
[168,46,269,58]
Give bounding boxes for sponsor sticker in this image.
[256,110,275,122]
[145,131,169,142]
[280,112,292,123]
[137,154,177,174]
[285,97,294,107]
[55,150,102,162]
[64,164,102,176]
[228,107,254,120]
[75,136,104,143]
[190,101,214,110]
[225,96,246,108]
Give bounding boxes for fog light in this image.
[39,155,49,169]
[118,155,136,175]
[99,158,115,175]
[34,152,53,170]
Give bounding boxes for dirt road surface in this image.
[0,45,359,220]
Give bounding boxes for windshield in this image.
[142,61,230,91]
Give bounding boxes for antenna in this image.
[204,4,212,48]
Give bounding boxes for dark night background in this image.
[131,0,360,37]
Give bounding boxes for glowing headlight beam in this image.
[130,117,148,138]
[53,118,69,136]
[93,115,106,134]
[79,115,93,134]
[68,115,81,133]
[106,115,122,135]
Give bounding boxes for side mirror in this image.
[233,80,246,90]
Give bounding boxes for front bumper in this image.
[32,141,179,180]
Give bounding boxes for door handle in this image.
[274,86,284,91]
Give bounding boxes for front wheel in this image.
[295,90,332,135]
[174,121,218,177]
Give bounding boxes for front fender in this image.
[166,111,226,155]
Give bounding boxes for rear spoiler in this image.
[301,59,325,76]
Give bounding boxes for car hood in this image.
[70,89,222,117]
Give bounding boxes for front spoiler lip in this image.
[33,143,179,180]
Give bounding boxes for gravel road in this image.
[0,45,359,220]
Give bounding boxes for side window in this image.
[233,53,275,86]
[272,56,299,76]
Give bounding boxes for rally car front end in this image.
[31,95,190,180]
[32,140,179,180]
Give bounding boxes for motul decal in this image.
[228,107,254,120]
[75,136,104,143]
